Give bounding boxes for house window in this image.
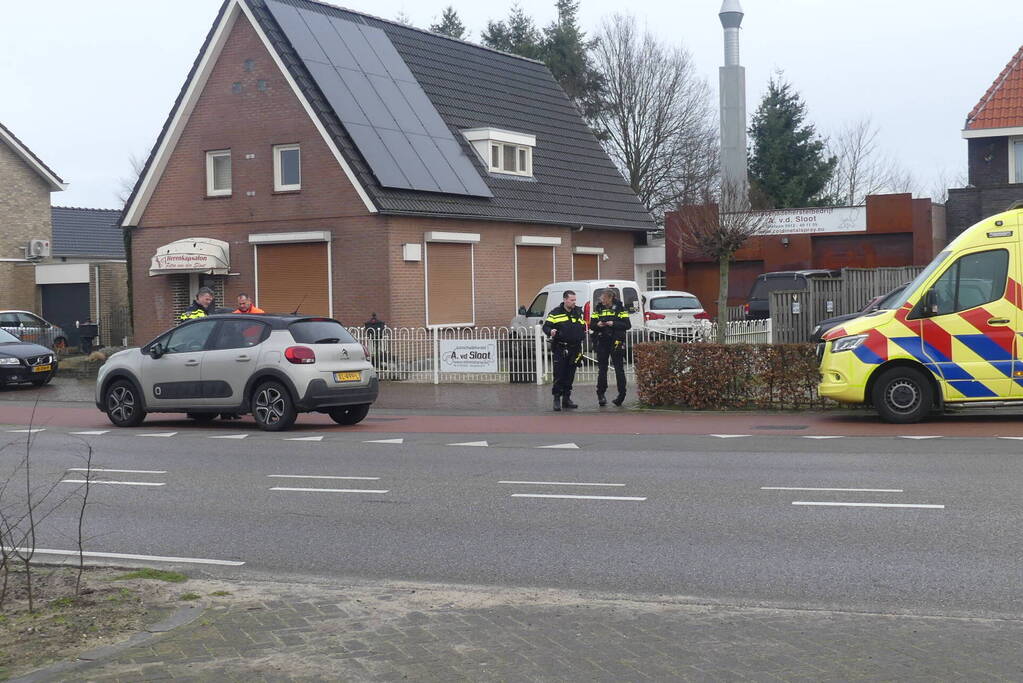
[491,143,531,176]
[1011,138,1023,184]
[646,269,667,291]
[206,150,231,196]
[274,144,301,191]
[462,128,535,177]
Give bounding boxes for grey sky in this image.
[2,0,1018,209]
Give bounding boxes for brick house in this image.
[121,0,653,344]
[947,45,1023,240]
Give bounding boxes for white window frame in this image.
[462,128,535,178]
[488,143,532,176]
[273,143,301,191]
[646,268,667,291]
[206,149,232,196]
[1010,136,1023,184]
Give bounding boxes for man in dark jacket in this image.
[542,290,586,412]
[178,287,215,323]
[589,288,631,406]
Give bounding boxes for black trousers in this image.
[596,338,626,397]
[552,343,581,397]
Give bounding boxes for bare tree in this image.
[826,118,927,205]
[116,152,148,207]
[670,181,769,343]
[928,167,967,205]
[592,14,718,223]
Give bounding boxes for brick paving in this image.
[25,580,1023,682]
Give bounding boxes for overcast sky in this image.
[2,0,1019,209]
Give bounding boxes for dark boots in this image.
[611,394,625,407]
[597,392,607,407]
[553,396,562,412]
[562,396,578,409]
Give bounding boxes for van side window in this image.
[623,287,640,311]
[527,292,548,317]
[917,249,1008,316]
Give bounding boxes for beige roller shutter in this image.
[256,242,330,316]
[573,253,598,280]
[427,242,473,325]
[516,246,554,308]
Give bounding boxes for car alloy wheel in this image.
[252,380,297,431]
[105,380,146,427]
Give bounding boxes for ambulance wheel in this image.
[872,367,932,424]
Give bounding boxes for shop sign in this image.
[439,340,498,373]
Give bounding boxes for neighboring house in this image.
[121,0,654,343]
[947,45,1023,240]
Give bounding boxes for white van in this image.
[510,280,644,335]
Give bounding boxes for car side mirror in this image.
[518,306,527,315]
[922,289,939,317]
[149,342,165,359]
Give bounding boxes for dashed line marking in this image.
[70,430,110,435]
[7,428,45,433]
[512,493,646,501]
[364,438,404,444]
[449,440,489,447]
[792,501,944,509]
[500,480,625,487]
[710,434,749,439]
[998,436,1023,440]
[536,443,579,449]
[60,479,166,487]
[66,468,167,474]
[899,435,941,440]
[802,436,844,440]
[762,486,903,493]
[139,432,178,438]
[5,546,244,566]
[284,435,324,442]
[268,475,380,480]
[209,433,248,439]
[269,487,389,493]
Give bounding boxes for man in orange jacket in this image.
[233,293,265,314]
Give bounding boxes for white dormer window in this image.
[462,128,535,177]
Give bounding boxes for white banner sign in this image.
[439,339,499,373]
[749,206,867,236]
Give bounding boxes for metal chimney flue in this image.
[718,0,748,210]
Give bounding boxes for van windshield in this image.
[749,275,806,300]
[885,251,951,310]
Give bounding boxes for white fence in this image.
[348,320,772,384]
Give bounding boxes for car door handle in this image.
[988,318,1011,325]
[184,360,200,367]
[236,355,251,362]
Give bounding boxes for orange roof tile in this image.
[966,45,1023,130]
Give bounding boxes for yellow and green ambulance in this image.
[819,202,1023,423]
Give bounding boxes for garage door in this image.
[427,242,473,325]
[573,253,599,279]
[516,246,554,309]
[256,242,330,316]
[41,283,90,347]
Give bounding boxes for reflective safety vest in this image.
[542,303,587,344]
[589,302,631,343]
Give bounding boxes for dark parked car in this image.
[809,283,909,343]
[744,270,841,320]
[0,328,58,387]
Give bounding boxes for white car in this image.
[642,290,711,339]
[510,280,645,336]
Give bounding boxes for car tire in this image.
[105,379,146,428]
[30,374,52,386]
[187,412,217,423]
[872,366,932,424]
[328,403,370,426]
[251,380,297,431]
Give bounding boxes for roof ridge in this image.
[0,120,66,188]
[285,0,547,65]
[966,44,1023,128]
[53,205,122,212]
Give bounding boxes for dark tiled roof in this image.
[966,45,1023,130]
[248,0,653,232]
[51,206,125,258]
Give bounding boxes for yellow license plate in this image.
[32,365,51,373]
[334,371,361,382]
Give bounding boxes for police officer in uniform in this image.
[543,290,586,412]
[590,288,631,406]
[178,286,215,323]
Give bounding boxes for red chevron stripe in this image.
[863,328,889,361]
[822,326,847,342]
[959,307,1015,354]
[920,318,953,360]
[1008,278,1023,310]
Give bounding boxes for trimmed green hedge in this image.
[634,341,827,409]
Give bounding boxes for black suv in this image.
[744,269,841,320]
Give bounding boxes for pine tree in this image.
[542,0,604,120]
[481,4,543,60]
[748,76,837,208]
[430,6,467,40]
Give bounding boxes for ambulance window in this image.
[922,249,1008,315]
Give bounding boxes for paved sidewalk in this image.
[22,578,1023,682]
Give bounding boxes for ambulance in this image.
[818,201,1023,423]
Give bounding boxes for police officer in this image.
[543,290,586,412]
[179,286,215,323]
[590,288,631,406]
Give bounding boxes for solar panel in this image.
[265,0,492,198]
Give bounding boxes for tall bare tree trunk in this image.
[717,257,730,344]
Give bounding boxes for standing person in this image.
[590,288,631,406]
[233,293,264,314]
[542,290,586,412]
[178,286,215,323]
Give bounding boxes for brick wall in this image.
[967,137,1009,187]
[0,139,53,310]
[946,186,1023,239]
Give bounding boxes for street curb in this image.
[11,604,205,683]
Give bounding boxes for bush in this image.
[634,341,826,409]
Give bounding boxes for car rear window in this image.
[749,275,808,300]
[288,320,356,344]
[649,296,700,310]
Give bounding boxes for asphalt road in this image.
[4,422,1023,620]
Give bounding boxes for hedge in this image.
[634,341,827,410]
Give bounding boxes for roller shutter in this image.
[256,242,330,316]
[573,253,598,279]
[516,246,554,308]
[427,242,473,325]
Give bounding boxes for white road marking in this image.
[802,436,844,440]
[792,501,944,509]
[284,435,324,442]
[268,475,380,480]
[66,468,167,474]
[449,440,489,447]
[762,486,903,493]
[269,487,389,493]
[998,436,1023,440]
[4,546,244,566]
[60,479,166,487]
[499,480,625,487]
[7,428,45,433]
[364,438,404,444]
[70,430,110,435]
[512,493,646,501]
[139,432,178,438]
[710,434,749,439]
[536,443,579,449]
[899,435,941,440]
[210,433,248,439]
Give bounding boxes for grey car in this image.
[0,310,70,351]
[96,314,378,431]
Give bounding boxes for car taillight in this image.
[694,312,711,320]
[583,301,591,323]
[284,346,316,364]
[644,311,666,321]
[743,303,750,315]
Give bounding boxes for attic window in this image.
[462,128,535,178]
